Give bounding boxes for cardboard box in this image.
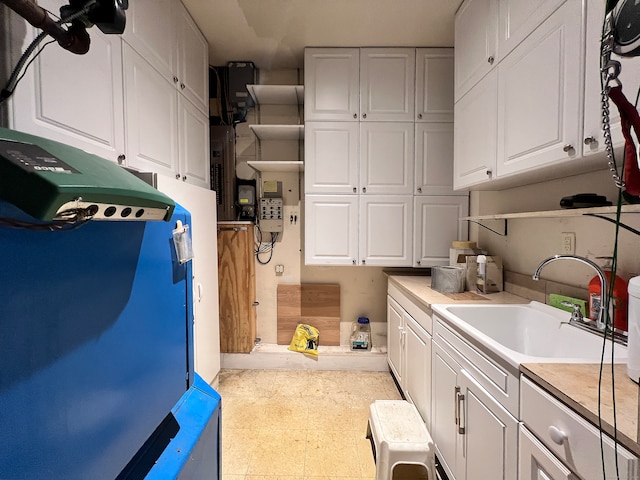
[465,255,503,293]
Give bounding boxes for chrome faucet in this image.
[532,255,608,331]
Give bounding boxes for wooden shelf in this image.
[249,124,304,140]
[247,85,304,105]
[247,161,304,173]
[461,204,640,221]
[462,205,640,236]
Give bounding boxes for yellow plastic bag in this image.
[288,323,319,357]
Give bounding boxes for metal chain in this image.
[601,12,625,189]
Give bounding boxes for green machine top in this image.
[0,128,175,222]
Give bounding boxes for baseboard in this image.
[221,343,389,371]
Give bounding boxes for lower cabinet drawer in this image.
[519,425,573,480]
[520,377,638,480]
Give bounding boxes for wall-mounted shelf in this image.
[247,161,304,173]
[462,205,640,236]
[247,85,304,105]
[249,125,304,141]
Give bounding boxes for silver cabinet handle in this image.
[180,83,186,90]
[252,301,260,307]
[175,173,181,179]
[353,113,358,119]
[361,259,366,265]
[117,154,126,165]
[182,175,187,181]
[173,76,179,83]
[488,56,494,65]
[353,187,357,193]
[417,113,423,119]
[563,144,574,152]
[454,386,460,424]
[548,426,567,445]
[362,113,367,119]
[584,136,597,145]
[486,169,492,177]
[362,187,367,193]
[457,389,466,434]
[417,260,421,265]
[352,259,356,265]
[417,187,422,193]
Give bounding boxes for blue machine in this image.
[0,197,220,477]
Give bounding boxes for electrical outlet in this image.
[561,232,576,254]
[275,264,284,276]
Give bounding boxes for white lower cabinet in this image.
[520,377,638,480]
[432,315,518,480]
[519,426,574,480]
[386,283,433,429]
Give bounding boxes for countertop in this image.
[387,275,527,313]
[521,363,640,456]
[388,275,640,455]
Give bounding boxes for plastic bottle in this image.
[588,257,629,331]
[476,255,487,294]
[351,317,371,350]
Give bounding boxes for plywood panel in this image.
[277,284,340,346]
[218,223,256,353]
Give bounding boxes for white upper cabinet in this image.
[360,122,414,194]
[304,48,360,121]
[454,0,498,101]
[123,0,208,113]
[454,70,498,190]
[496,1,582,178]
[415,123,455,195]
[123,44,179,178]
[360,48,415,122]
[415,48,454,123]
[583,0,640,158]
[178,95,210,188]
[305,122,359,194]
[9,0,125,164]
[122,0,176,81]
[497,0,567,59]
[176,1,210,113]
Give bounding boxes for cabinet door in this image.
[121,0,176,81]
[454,0,498,101]
[9,0,125,163]
[175,1,209,114]
[432,342,463,480]
[304,48,360,121]
[305,122,359,194]
[583,0,640,157]
[404,315,432,430]
[453,70,498,190]
[496,1,582,178]
[414,196,469,268]
[359,195,413,267]
[460,369,518,480]
[415,48,454,122]
[415,123,454,195]
[360,48,415,122]
[518,426,573,480]
[304,195,358,265]
[498,0,567,59]
[360,122,414,195]
[123,44,179,177]
[178,96,210,188]
[387,296,404,384]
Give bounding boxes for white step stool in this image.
[366,400,435,480]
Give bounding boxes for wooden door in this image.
[217,223,256,353]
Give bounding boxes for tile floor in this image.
[217,368,404,479]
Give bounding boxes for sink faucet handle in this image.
[560,301,583,322]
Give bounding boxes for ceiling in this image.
[182,0,464,70]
